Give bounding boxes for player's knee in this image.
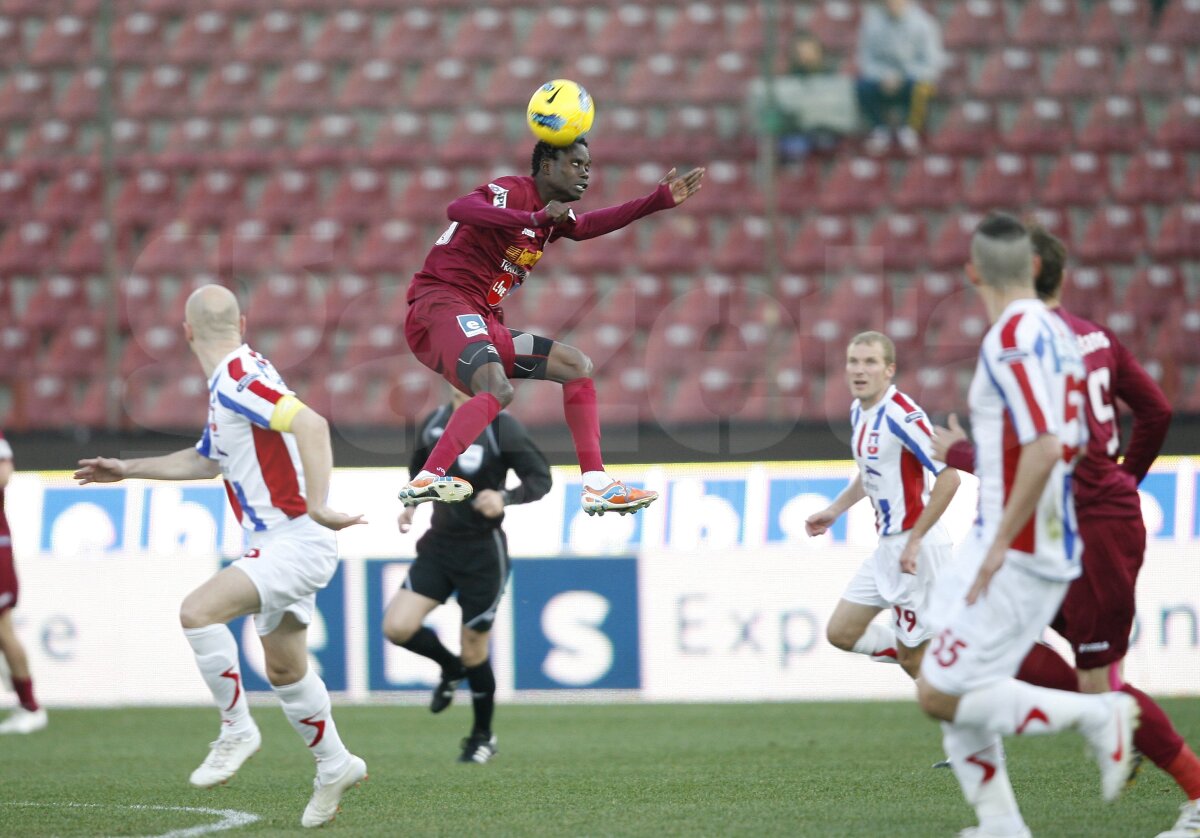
[382,614,417,646]
[825,622,856,652]
[562,346,593,380]
[917,681,956,721]
[179,598,211,630]
[491,378,515,407]
[264,658,305,687]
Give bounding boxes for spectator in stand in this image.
[774,31,858,161]
[855,0,944,156]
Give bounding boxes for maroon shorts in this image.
[404,291,516,392]
[1051,514,1146,670]
[0,545,17,613]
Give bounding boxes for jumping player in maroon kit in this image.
[0,432,46,734]
[398,138,705,516]
[933,225,1200,838]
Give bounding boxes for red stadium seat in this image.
[865,213,930,271]
[825,272,892,334]
[268,61,335,115]
[352,218,422,276]
[266,324,334,383]
[478,57,542,111]
[0,324,37,378]
[1059,266,1114,324]
[1077,96,1146,154]
[775,162,823,216]
[712,217,774,275]
[929,212,983,270]
[42,316,106,377]
[115,273,165,335]
[1026,206,1074,246]
[342,322,411,371]
[1013,0,1081,48]
[123,64,189,119]
[409,59,473,112]
[323,273,382,331]
[662,366,752,427]
[768,362,814,421]
[368,111,435,169]
[20,119,85,171]
[638,214,711,275]
[623,54,690,107]
[524,7,588,61]
[521,272,598,334]
[283,217,350,273]
[133,220,214,275]
[256,168,321,230]
[338,58,405,111]
[672,2,729,55]
[295,114,361,168]
[1039,152,1110,208]
[375,8,443,65]
[0,14,21,67]
[585,108,654,168]
[964,153,1035,210]
[224,115,289,172]
[440,110,511,168]
[169,10,235,65]
[17,374,78,431]
[40,166,100,227]
[22,274,86,332]
[1118,44,1186,97]
[1116,149,1188,205]
[0,165,34,225]
[975,49,1040,100]
[1154,307,1200,369]
[55,67,105,122]
[921,98,998,156]
[1150,203,1200,263]
[592,4,657,59]
[325,167,391,227]
[1076,205,1146,264]
[111,10,165,66]
[1084,0,1153,48]
[808,0,860,51]
[246,273,325,329]
[1046,46,1115,98]
[771,272,824,329]
[658,106,724,167]
[119,319,189,378]
[927,291,989,366]
[0,69,51,122]
[1155,0,1200,46]
[689,51,753,106]
[311,10,373,62]
[29,13,91,66]
[893,154,963,210]
[0,221,57,274]
[943,0,1008,50]
[393,167,463,226]
[1123,265,1186,323]
[61,216,112,275]
[1155,95,1200,152]
[179,170,245,228]
[196,62,263,117]
[217,218,280,276]
[138,372,210,432]
[817,156,889,215]
[599,273,673,331]
[158,117,223,172]
[448,8,514,61]
[596,365,659,427]
[238,10,305,65]
[784,214,858,274]
[1005,97,1074,155]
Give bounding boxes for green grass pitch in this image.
[0,700,1196,836]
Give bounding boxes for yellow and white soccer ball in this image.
[526,79,595,146]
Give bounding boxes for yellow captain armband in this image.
[269,394,307,432]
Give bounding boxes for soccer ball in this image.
[526,79,595,147]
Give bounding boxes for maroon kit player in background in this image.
[0,431,47,734]
[398,138,705,516]
[933,225,1200,838]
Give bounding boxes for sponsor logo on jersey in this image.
[505,245,543,268]
[522,228,538,237]
[998,347,1028,364]
[457,314,488,338]
[488,183,508,208]
[904,411,923,423]
[1076,330,1112,356]
[1079,641,1111,653]
[235,373,260,392]
[487,274,515,307]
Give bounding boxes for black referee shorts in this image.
[403,529,510,633]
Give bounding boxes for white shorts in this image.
[841,530,950,648]
[919,530,1068,695]
[232,516,339,636]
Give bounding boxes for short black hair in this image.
[530,136,588,176]
[1028,223,1067,301]
[974,211,1027,242]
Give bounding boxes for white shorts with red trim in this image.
[919,529,1068,695]
[840,529,950,648]
[232,515,338,636]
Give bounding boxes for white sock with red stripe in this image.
[850,623,900,664]
[273,667,351,782]
[184,624,256,738]
[955,678,1108,735]
[582,471,613,490]
[942,722,1026,835]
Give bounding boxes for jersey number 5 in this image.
[1086,367,1120,456]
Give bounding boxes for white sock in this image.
[273,667,351,782]
[414,469,438,481]
[184,624,255,737]
[850,623,899,664]
[955,677,1107,736]
[582,470,612,489]
[942,722,1026,835]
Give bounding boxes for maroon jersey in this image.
[1053,307,1171,519]
[407,175,675,314]
[0,430,10,545]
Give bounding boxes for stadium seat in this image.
[323,272,381,331]
[440,110,512,168]
[133,220,214,275]
[225,114,293,172]
[662,365,751,426]
[592,4,658,59]
[943,0,1008,50]
[672,3,729,55]
[769,272,823,329]
[367,111,435,169]
[40,166,100,227]
[1118,44,1187,97]
[808,0,860,51]
[865,213,930,271]
[1039,152,1110,207]
[658,106,725,167]
[521,272,598,335]
[1026,206,1074,246]
[931,98,998,156]
[1059,266,1114,324]
[138,371,210,432]
[561,54,619,113]
[1013,0,1081,48]
[29,13,91,66]
[179,170,246,228]
[268,61,335,114]
[1155,95,1200,151]
[825,272,892,335]
[352,218,422,275]
[1116,149,1188,205]
[374,7,443,65]
[1154,0,1200,45]
[597,364,659,426]
[638,214,711,275]
[1123,265,1186,323]
[325,167,391,227]
[1046,47,1115,98]
[217,218,279,276]
[623,54,690,108]
[1084,0,1153,47]
[0,221,57,274]
[158,117,222,171]
[908,366,962,416]
[256,168,321,230]
[927,292,989,366]
[569,319,639,377]
[929,212,983,269]
[784,214,858,273]
[893,154,963,210]
[196,62,263,117]
[448,8,514,61]
[584,107,655,165]
[311,10,373,62]
[111,10,164,66]
[54,67,105,122]
[0,165,34,225]
[0,324,37,378]
[244,272,324,329]
[115,273,163,335]
[295,114,361,168]
[1150,202,1200,263]
[238,10,305,65]
[774,162,823,216]
[392,167,463,225]
[964,152,1035,210]
[598,273,673,331]
[817,156,889,214]
[409,59,473,111]
[17,374,78,431]
[123,64,189,119]
[169,10,236,65]
[689,51,753,106]
[60,216,112,274]
[299,367,362,424]
[712,217,774,275]
[974,48,1040,100]
[283,217,350,273]
[1005,97,1074,154]
[17,119,83,172]
[338,58,405,111]
[935,49,972,101]
[478,57,542,110]
[342,322,411,370]
[0,15,20,67]
[1077,95,1146,153]
[524,7,589,61]
[768,362,813,421]
[0,70,51,122]
[1076,205,1146,264]
[42,316,106,377]
[21,274,86,332]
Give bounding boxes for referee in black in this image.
[383,387,551,764]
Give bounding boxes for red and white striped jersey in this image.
[968,298,1087,581]
[195,345,307,532]
[850,385,946,537]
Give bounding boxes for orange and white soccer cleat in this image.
[398,474,473,506]
[581,480,658,516]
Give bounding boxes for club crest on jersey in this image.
[457,314,488,337]
[867,431,881,458]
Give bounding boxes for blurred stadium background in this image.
[0,0,1197,466]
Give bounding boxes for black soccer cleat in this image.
[457,732,498,764]
[430,667,466,714]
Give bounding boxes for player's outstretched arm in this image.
[289,407,366,531]
[74,448,219,484]
[805,474,866,536]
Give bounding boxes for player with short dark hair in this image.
[934,223,1200,838]
[0,432,47,735]
[398,138,704,517]
[383,387,551,764]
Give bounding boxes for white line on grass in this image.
[3,802,259,836]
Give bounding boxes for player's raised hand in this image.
[662,167,705,205]
[308,505,367,531]
[74,456,128,484]
[805,508,837,537]
[931,413,968,463]
[397,505,416,534]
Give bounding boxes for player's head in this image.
[183,284,244,347]
[845,330,896,407]
[1027,222,1067,303]
[967,212,1034,290]
[531,137,590,203]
